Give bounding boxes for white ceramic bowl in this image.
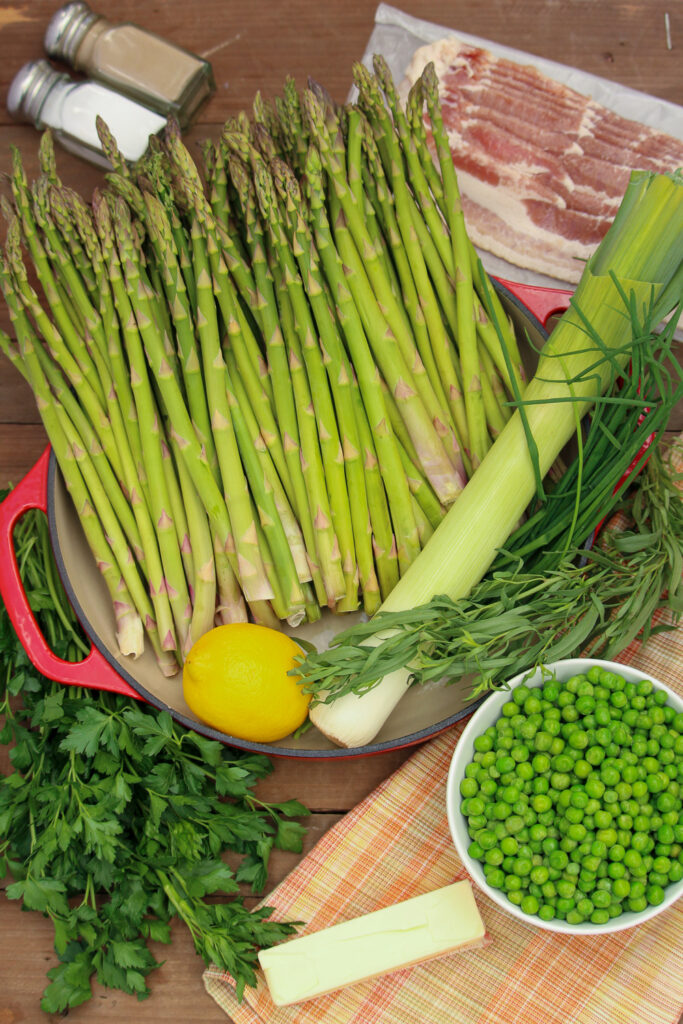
[446,658,683,934]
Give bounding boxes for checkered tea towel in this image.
[204,445,683,1024]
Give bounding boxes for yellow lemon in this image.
[182,623,310,743]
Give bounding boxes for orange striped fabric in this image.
[204,444,683,1024]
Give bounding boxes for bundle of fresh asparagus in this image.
[0,57,525,675]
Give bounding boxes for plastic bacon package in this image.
[355,4,683,295]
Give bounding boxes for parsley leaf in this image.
[0,502,307,1012]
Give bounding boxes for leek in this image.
[309,169,683,748]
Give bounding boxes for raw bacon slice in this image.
[401,37,683,283]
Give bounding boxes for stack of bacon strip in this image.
[402,36,683,282]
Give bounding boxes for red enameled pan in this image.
[0,279,575,758]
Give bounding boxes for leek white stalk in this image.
[310,170,683,747]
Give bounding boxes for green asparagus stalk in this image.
[5,281,160,665]
[106,200,247,626]
[273,158,380,613]
[43,179,98,299]
[349,371,399,601]
[422,63,489,469]
[304,90,464,495]
[403,72,525,395]
[9,148,107,409]
[253,158,359,610]
[141,192,219,481]
[357,116,456,430]
[160,430,195,588]
[269,249,347,607]
[304,145,422,576]
[323,174,461,507]
[354,90,469,475]
[223,347,309,624]
[227,153,328,606]
[184,209,273,608]
[32,339,146,568]
[112,203,199,653]
[396,442,447,532]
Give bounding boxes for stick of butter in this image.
[258,879,485,1006]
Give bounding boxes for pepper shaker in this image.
[44,1,215,129]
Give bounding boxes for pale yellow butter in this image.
[258,879,485,1006]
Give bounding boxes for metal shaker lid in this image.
[44,1,99,63]
[7,60,69,124]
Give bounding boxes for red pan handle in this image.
[0,445,141,700]
[495,276,573,329]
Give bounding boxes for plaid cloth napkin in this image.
[204,448,683,1024]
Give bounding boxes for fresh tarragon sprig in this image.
[0,503,307,1012]
[298,439,683,707]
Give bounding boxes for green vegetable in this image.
[0,501,307,1012]
[461,666,683,925]
[3,57,527,662]
[297,328,683,705]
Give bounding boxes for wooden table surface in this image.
[0,2,681,1021]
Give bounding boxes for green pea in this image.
[504,874,523,892]
[646,885,665,906]
[477,829,498,850]
[612,878,630,900]
[486,868,505,888]
[520,894,540,916]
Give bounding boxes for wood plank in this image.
[0,895,230,1022]
[254,747,416,811]
[0,0,681,121]
[0,424,48,489]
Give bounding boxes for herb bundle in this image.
[298,317,683,707]
[0,502,307,1012]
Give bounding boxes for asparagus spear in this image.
[269,249,347,607]
[104,198,247,626]
[9,148,106,409]
[304,144,421,576]
[354,97,469,474]
[111,207,195,654]
[227,153,328,606]
[4,278,159,665]
[168,430,218,646]
[273,158,379,614]
[253,158,359,611]
[223,347,309,625]
[184,208,273,608]
[403,72,525,396]
[142,192,219,481]
[422,63,489,470]
[304,89,464,494]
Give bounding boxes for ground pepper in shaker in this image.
[7,60,168,167]
[44,1,215,129]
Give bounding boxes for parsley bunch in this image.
[0,502,307,1012]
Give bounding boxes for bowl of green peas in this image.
[447,658,683,934]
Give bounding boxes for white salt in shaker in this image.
[7,59,167,168]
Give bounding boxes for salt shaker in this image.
[44,1,215,129]
[7,60,168,167]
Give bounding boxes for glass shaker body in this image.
[45,2,215,128]
[7,60,167,168]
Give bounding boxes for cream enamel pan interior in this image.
[47,281,551,758]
